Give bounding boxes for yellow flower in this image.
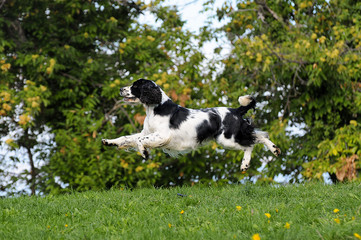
[146,36,155,42]
[252,233,261,240]
[5,139,14,145]
[47,225,50,229]
[49,58,56,66]
[333,208,340,213]
[275,209,279,213]
[1,63,11,72]
[147,162,159,169]
[40,85,47,92]
[311,33,317,40]
[256,53,262,62]
[319,36,326,43]
[168,223,172,228]
[87,58,93,64]
[19,114,31,125]
[65,224,68,227]
[1,91,11,101]
[84,32,89,38]
[32,54,39,60]
[31,101,39,108]
[236,206,242,211]
[109,16,117,23]
[334,218,340,224]
[180,210,184,214]
[350,120,357,126]
[354,233,361,239]
[2,103,12,111]
[135,166,144,172]
[265,213,271,218]
[64,45,70,50]
[284,222,290,229]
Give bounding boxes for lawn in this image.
[1,182,361,239]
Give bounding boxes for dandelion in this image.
[252,233,261,240]
[284,222,290,229]
[265,213,271,219]
[354,233,361,239]
[333,208,339,213]
[65,224,68,227]
[168,223,172,228]
[275,209,279,213]
[334,218,340,224]
[236,206,242,211]
[47,225,50,229]
[180,210,184,214]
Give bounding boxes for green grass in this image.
[1,183,361,240]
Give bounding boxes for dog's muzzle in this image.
[120,87,139,103]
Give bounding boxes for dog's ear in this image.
[140,85,162,105]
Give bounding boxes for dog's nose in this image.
[120,88,125,96]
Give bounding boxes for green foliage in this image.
[1,183,361,239]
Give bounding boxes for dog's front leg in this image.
[102,133,143,149]
[136,132,171,159]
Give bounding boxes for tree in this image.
[207,0,361,182]
[0,0,147,195]
[1,0,225,195]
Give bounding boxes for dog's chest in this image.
[143,114,170,134]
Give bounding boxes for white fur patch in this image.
[238,95,252,106]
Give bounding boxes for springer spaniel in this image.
[102,79,281,171]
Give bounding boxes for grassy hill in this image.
[1,183,361,240]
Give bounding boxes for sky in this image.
[139,0,233,59]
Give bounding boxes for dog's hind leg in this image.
[240,147,254,171]
[255,131,281,157]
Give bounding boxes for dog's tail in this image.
[237,95,256,116]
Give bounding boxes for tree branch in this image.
[255,0,288,28]
[0,0,6,9]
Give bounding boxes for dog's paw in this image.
[273,145,281,157]
[143,150,149,159]
[240,163,250,172]
[102,139,116,146]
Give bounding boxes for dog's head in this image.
[120,79,162,105]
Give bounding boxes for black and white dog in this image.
[102,79,280,171]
